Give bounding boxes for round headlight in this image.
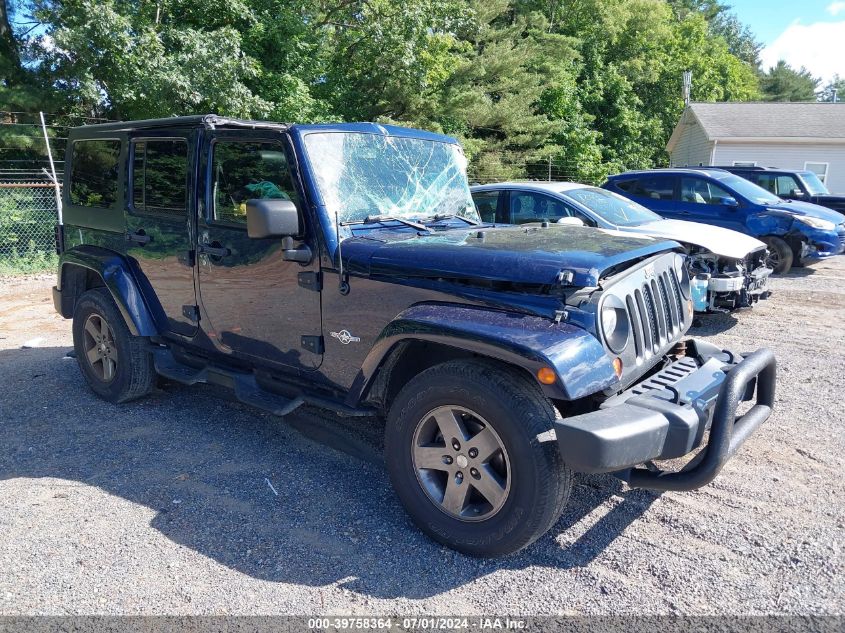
[600,296,630,354]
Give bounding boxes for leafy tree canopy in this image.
[2,0,766,182]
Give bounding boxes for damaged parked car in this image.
[471,182,771,312]
[603,168,845,274]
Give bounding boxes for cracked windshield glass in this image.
[303,132,478,225]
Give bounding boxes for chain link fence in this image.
[0,181,60,273]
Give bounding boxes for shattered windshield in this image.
[302,132,478,225]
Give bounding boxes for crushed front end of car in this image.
[687,247,772,312]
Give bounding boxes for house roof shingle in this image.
[688,102,845,140]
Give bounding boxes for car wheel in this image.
[385,359,572,557]
[72,288,155,403]
[762,236,793,274]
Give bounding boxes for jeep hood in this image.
[622,219,766,260]
[341,225,679,288]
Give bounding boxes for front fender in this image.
[57,246,163,336]
[349,303,618,404]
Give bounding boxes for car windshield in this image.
[302,132,478,225]
[799,171,829,195]
[562,187,662,226]
[716,173,781,205]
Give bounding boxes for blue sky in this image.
[731,0,845,81]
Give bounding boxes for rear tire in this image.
[385,359,572,557]
[763,236,793,274]
[72,288,155,403]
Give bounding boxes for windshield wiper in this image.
[340,215,428,231]
[419,213,481,226]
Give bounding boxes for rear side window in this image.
[635,176,675,200]
[69,140,121,208]
[132,139,189,215]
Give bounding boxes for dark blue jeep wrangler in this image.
[53,116,776,556]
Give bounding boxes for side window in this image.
[472,191,500,223]
[775,175,800,195]
[635,176,674,200]
[211,141,298,226]
[755,174,777,194]
[680,177,731,205]
[614,179,638,193]
[509,192,572,224]
[131,139,189,215]
[69,140,121,208]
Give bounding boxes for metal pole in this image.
[548,156,552,181]
[40,111,62,224]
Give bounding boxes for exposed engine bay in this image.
[687,247,772,313]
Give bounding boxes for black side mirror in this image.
[246,199,300,238]
[720,196,739,208]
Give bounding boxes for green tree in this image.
[26,0,269,119]
[760,61,819,102]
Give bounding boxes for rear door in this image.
[196,130,322,370]
[616,175,678,217]
[126,131,197,337]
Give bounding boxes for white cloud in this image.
[827,2,845,16]
[761,20,845,83]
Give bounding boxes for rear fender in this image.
[57,246,164,336]
[346,303,618,406]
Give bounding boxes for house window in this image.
[804,162,829,184]
[732,161,757,167]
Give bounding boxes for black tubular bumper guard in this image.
[623,348,776,491]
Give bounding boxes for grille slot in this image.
[619,265,686,363]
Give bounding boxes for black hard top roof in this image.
[73,114,289,133]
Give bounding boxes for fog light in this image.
[612,357,623,378]
[537,367,556,385]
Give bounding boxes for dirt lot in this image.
[0,260,843,616]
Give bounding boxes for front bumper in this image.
[800,226,845,259]
[554,340,776,491]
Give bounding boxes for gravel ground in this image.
[0,260,843,616]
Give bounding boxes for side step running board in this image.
[152,348,377,419]
[153,348,304,417]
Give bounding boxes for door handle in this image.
[125,230,151,245]
[198,241,231,258]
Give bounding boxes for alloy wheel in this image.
[412,405,511,521]
[82,313,119,382]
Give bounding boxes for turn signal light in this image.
[537,367,557,385]
[612,357,623,378]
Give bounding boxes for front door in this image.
[196,131,322,370]
[125,132,197,337]
[677,176,748,233]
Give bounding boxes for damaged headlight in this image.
[795,216,836,231]
[600,294,630,354]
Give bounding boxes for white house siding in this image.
[669,119,713,167]
[713,141,845,193]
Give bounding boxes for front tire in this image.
[72,288,155,403]
[763,236,793,274]
[385,360,572,557]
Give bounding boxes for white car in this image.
[471,181,772,312]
